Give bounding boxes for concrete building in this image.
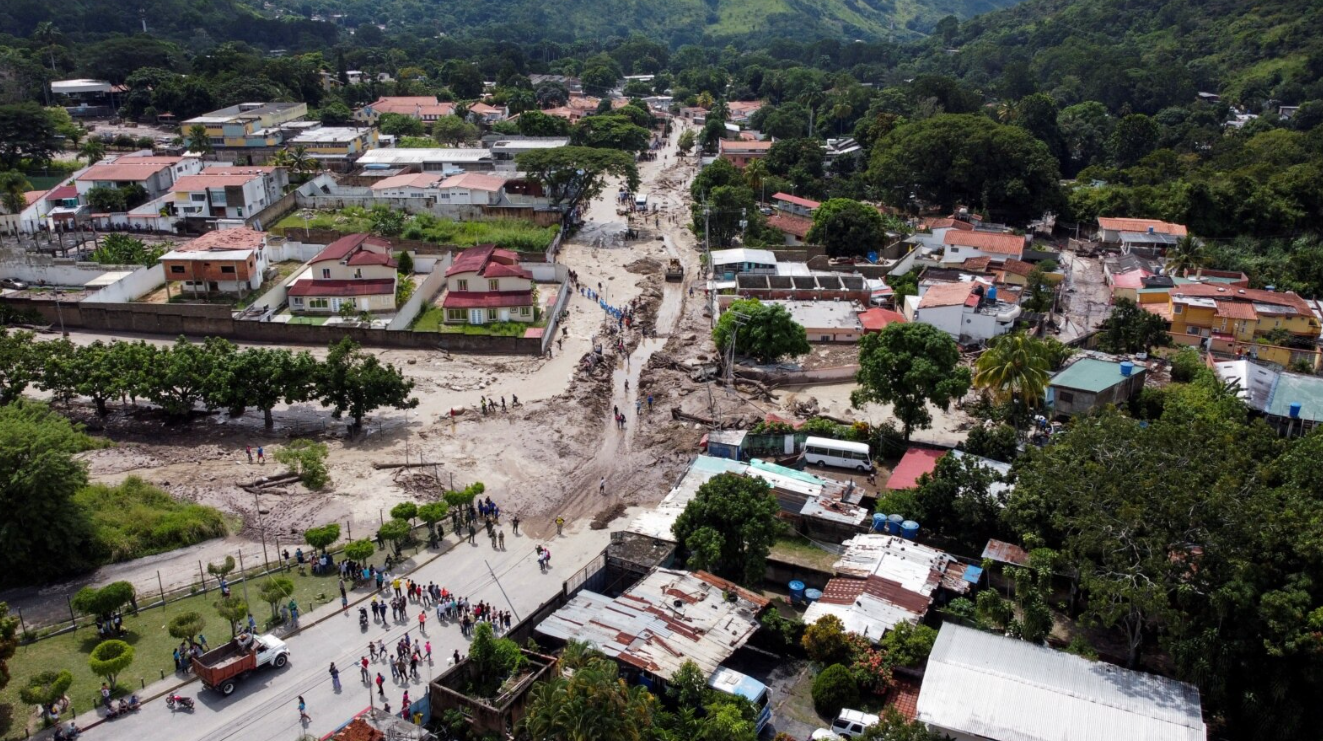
[718,139,773,168]
[1096,217,1188,254]
[436,173,508,205]
[907,280,1020,344]
[917,623,1206,741]
[287,126,379,170]
[1215,359,1323,435]
[772,192,820,219]
[1047,356,1148,416]
[353,96,455,124]
[158,227,268,296]
[356,147,494,174]
[763,299,865,343]
[286,233,397,314]
[163,167,285,223]
[710,248,777,278]
[942,230,1025,264]
[369,172,444,198]
[488,137,570,172]
[75,155,205,206]
[182,102,310,163]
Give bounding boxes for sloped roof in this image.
[77,161,171,182]
[363,97,454,117]
[766,213,813,238]
[288,278,394,297]
[175,227,266,253]
[944,230,1025,256]
[370,173,442,190]
[1097,217,1188,236]
[772,192,821,209]
[309,233,395,267]
[917,623,1206,741]
[438,172,506,192]
[1215,301,1258,320]
[445,244,531,279]
[171,173,263,192]
[885,447,946,490]
[441,291,534,309]
[925,217,975,231]
[1171,283,1311,315]
[1000,258,1035,277]
[858,307,906,332]
[917,281,976,309]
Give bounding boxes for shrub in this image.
[811,664,858,717]
[303,523,341,553]
[390,502,418,523]
[343,539,375,563]
[75,477,227,562]
[88,639,134,687]
[19,670,73,708]
[754,608,805,655]
[1170,347,1204,383]
[880,622,937,667]
[166,611,206,643]
[961,424,1019,463]
[275,439,329,489]
[802,614,852,666]
[215,596,248,636]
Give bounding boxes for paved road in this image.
[84,523,617,741]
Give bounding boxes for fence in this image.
[388,259,452,331]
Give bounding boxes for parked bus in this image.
[708,667,772,735]
[803,436,874,472]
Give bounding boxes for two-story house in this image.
[441,244,535,325]
[287,127,379,172]
[286,233,398,314]
[718,139,773,169]
[353,96,455,125]
[468,103,508,125]
[904,280,1021,344]
[167,167,286,223]
[1165,284,1322,366]
[158,227,268,297]
[1096,217,1188,255]
[182,102,309,164]
[75,155,205,208]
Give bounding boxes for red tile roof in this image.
[885,447,946,490]
[944,230,1025,256]
[1171,283,1311,315]
[171,173,263,192]
[446,244,531,279]
[310,233,395,268]
[365,97,455,118]
[76,162,171,182]
[441,291,533,309]
[1215,301,1258,320]
[719,139,773,153]
[1110,269,1153,290]
[925,217,974,231]
[960,257,993,272]
[23,190,46,206]
[883,677,922,722]
[766,213,813,239]
[47,185,78,200]
[917,281,977,309]
[772,192,821,210]
[176,227,266,252]
[858,307,906,332]
[1097,217,1188,236]
[1000,258,1035,277]
[288,278,395,297]
[438,172,506,192]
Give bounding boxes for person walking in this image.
[297,696,311,723]
[498,530,505,550]
[245,445,253,463]
[512,515,520,535]
[599,477,606,495]
[418,611,426,634]
[360,656,370,682]
[468,523,476,543]
[257,446,265,464]
[329,663,341,692]
[376,673,386,697]
[555,516,564,535]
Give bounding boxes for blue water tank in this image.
[986,285,998,303]
[901,520,920,540]
[788,580,806,604]
[872,513,888,532]
[1120,361,1134,377]
[1290,402,1302,419]
[804,588,823,604]
[887,514,904,534]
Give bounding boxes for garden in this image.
[271,207,557,252]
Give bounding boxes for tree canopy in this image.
[806,198,890,258]
[671,472,782,585]
[853,323,972,439]
[516,146,639,216]
[711,298,810,364]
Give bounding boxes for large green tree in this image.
[869,114,1062,222]
[973,333,1053,422]
[315,338,418,430]
[0,103,58,169]
[712,298,810,364]
[853,323,971,439]
[805,198,889,258]
[1097,297,1170,354]
[520,652,656,741]
[571,114,651,151]
[517,146,639,216]
[671,472,781,585]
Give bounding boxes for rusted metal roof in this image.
[535,568,767,680]
[982,539,1030,566]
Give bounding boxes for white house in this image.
[286,233,398,314]
[370,173,443,198]
[436,172,508,206]
[74,155,205,206]
[942,230,1025,265]
[907,280,1020,344]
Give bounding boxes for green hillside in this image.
[911,0,1323,108]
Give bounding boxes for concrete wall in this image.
[540,278,573,354]
[0,247,141,287]
[388,255,452,331]
[85,264,166,303]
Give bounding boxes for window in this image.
[456,279,468,291]
[220,266,235,274]
[191,193,206,202]
[488,279,499,291]
[354,269,363,279]
[520,306,531,317]
[487,308,497,321]
[322,269,331,279]
[1188,326,1200,336]
[446,309,465,321]
[309,298,329,309]
[170,266,185,274]
[1173,304,1183,314]
[292,297,304,306]
[1058,391,1075,403]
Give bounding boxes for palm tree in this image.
[33,22,61,73]
[287,145,321,177]
[185,124,212,155]
[743,158,769,200]
[1164,235,1205,277]
[798,89,828,138]
[79,139,106,165]
[973,333,1052,419]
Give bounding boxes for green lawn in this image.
[411,307,543,336]
[0,532,443,737]
[284,314,331,326]
[770,534,839,573]
[270,207,555,252]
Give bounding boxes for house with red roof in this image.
[907,280,1021,344]
[353,96,456,125]
[719,139,773,169]
[1096,217,1187,253]
[885,448,946,491]
[286,233,398,314]
[1165,283,1321,367]
[772,192,821,219]
[158,227,269,297]
[941,230,1025,265]
[468,102,508,125]
[75,154,204,208]
[441,244,536,325]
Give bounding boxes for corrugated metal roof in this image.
[982,539,1030,566]
[831,534,951,591]
[535,569,768,680]
[917,624,1206,741]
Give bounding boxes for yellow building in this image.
[287,127,379,171]
[1166,284,1321,368]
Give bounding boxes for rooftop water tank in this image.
[1120,361,1134,377]
[901,520,920,540]
[804,588,823,604]
[1290,402,1302,419]
[986,285,998,303]
[872,513,888,532]
[887,514,904,534]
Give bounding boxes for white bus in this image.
[803,436,874,472]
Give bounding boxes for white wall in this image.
[519,261,568,283]
[388,253,452,330]
[84,264,166,303]
[913,304,964,339]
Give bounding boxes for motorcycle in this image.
[53,723,81,741]
[104,695,140,719]
[165,694,195,711]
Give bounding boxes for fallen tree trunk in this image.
[372,462,444,470]
[670,407,716,426]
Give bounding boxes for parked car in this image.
[0,278,28,290]
[830,709,880,739]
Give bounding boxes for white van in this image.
[803,436,873,472]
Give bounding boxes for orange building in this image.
[159,227,268,297]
